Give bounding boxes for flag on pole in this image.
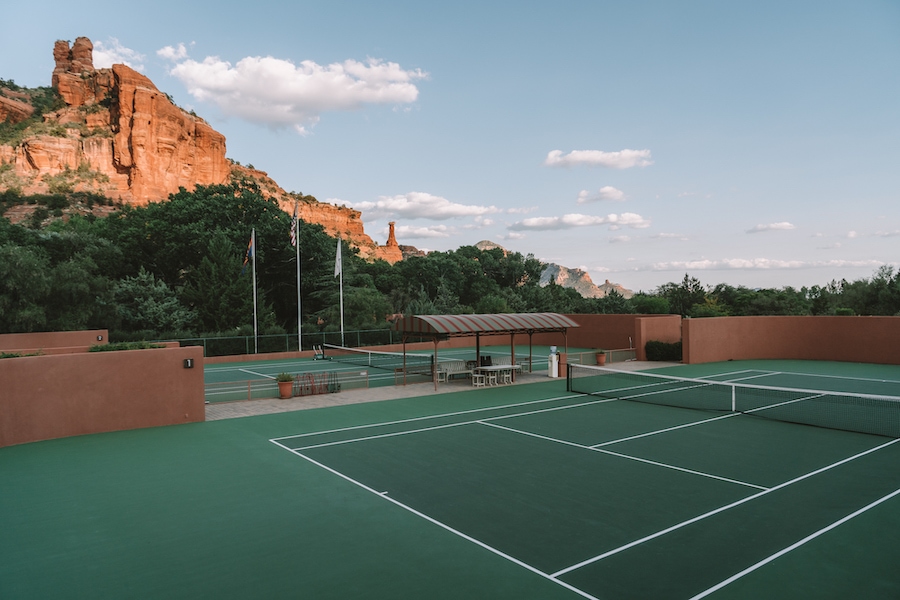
[290,204,298,247]
[241,234,254,274]
[334,236,342,277]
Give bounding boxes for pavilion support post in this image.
[528,331,534,373]
[510,332,516,382]
[433,337,439,391]
[476,334,481,366]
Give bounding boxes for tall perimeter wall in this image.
[0,346,205,448]
[682,316,900,365]
[532,314,682,360]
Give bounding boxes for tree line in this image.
[1,180,898,339]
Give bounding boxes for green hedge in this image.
[645,340,682,361]
[89,342,166,352]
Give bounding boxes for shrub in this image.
[89,341,166,352]
[645,340,682,362]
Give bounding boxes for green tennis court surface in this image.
[2,360,899,599]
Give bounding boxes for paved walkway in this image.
[205,361,678,421]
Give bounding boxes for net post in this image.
[731,385,736,412]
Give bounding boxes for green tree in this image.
[44,254,114,330]
[112,267,198,333]
[0,244,51,332]
[181,231,275,332]
[657,274,707,316]
[629,292,670,314]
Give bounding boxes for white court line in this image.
[269,438,602,600]
[240,368,275,379]
[292,396,618,451]
[271,393,585,443]
[743,393,826,415]
[551,436,900,578]
[591,413,739,448]
[696,369,774,381]
[296,421,473,451]
[689,486,900,600]
[774,370,900,386]
[722,371,783,383]
[479,421,767,491]
[588,391,829,449]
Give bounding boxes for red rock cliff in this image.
[0,37,405,261]
[0,37,229,204]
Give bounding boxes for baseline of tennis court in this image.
[271,363,900,599]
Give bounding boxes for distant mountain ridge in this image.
[474,241,633,299]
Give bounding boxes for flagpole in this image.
[292,201,301,351]
[335,235,345,347]
[251,228,258,354]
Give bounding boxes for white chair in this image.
[472,373,486,388]
[485,371,498,386]
[500,369,513,385]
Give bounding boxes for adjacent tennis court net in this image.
[567,364,900,438]
[324,344,434,377]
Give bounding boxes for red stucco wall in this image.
[0,346,205,447]
[682,316,900,365]
[0,329,109,354]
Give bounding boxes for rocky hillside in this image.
[474,240,632,299]
[540,263,633,299]
[0,37,401,262]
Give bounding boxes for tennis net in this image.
[567,363,900,438]
[324,344,434,376]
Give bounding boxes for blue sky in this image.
[3,1,898,292]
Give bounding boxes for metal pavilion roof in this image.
[391,313,579,338]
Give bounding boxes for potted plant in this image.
[595,350,607,366]
[276,373,294,399]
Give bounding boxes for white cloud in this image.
[94,38,145,71]
[462,216,494,230]
[505,232,527,240]
[509,212,650,231]
[653,233,690,241]
[159,46,428,133]
[393,224,453,239]
[747,222,796,233]
[610,235,632,243]
[577,186,626,203]
[348,192,498,220]
[648,258,888,272]
[847,230,858,238]
[506,206,539,214]
[157,43,189,61]
[876,230,900,237]
[544,149,653,169]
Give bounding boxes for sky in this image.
[3,0,898,293]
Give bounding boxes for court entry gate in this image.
[391,313,580,389]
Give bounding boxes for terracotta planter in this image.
[596,352,607,366]
[278,380,293,399]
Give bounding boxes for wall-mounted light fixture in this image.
[184,358,194,369]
